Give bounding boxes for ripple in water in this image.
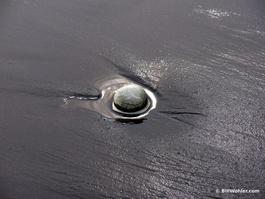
[63,74,157,120]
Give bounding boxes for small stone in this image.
[113,84,148,112]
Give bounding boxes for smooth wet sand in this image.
[0,0,264,198]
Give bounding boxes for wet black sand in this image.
[0,0,265,198]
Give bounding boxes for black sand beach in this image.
[0,0,265,198]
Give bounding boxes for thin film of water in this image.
[63,74,157,120]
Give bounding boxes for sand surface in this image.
[0,0,264,198]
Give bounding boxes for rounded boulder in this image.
[113,84,148,112]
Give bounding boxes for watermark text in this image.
[216,189,260,194]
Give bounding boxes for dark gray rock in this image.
[113,85,148,112]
